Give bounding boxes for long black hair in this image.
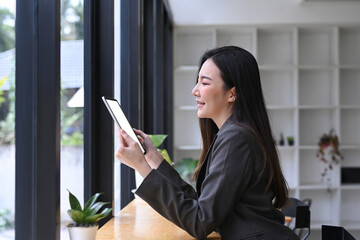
[193,46,288,208]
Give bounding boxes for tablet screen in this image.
[102,96,145,153]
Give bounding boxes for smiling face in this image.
[192,58,236,129]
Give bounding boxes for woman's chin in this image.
[196,112,207,119]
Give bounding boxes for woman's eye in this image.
[202,82,209,85]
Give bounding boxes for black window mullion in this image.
[144,0,155,133]
[120,0,142,209]
[15,0,61,239]
[83,0,114,226]
[162,8,173,158]
[153,0,164,134]
[144,0,173,155]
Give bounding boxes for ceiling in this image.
[166,0,360,26]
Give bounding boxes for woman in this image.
[115,46,299,240]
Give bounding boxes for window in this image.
[60,0,84,239]
[0,1,15,239]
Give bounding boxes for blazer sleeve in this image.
[135,127,254,239]
[156,159,198,199]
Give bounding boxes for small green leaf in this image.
[68,189,82,211]
[149,134,168,148]
[159,149,172,165]
[84,192,102,211]
[84,208,112,224]
[86,201,109,216]
[68,209,84,223]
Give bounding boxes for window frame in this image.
[15,0,173,238]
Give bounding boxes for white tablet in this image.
[102,96,145,153]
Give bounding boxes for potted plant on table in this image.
[67,190,112,240]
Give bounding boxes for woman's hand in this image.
[115,128,152,178]
[133,128,164,169]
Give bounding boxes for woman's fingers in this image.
[133,128,147,139]
[115,129,152,178]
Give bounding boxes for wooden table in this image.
[96,198,221,240]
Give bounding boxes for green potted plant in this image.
[287,136,294,146]
[174,158,199,188]
[316,129,344,183]
[67,190,112,240]
[279,132,285,146]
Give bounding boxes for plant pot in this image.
[287,139,294,146]
[67,223,98,240]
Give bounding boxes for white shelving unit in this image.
[173,25,360,238]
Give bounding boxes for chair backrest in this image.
[322,225,356,240]
[295,205,310,229]
[282,198,311,240]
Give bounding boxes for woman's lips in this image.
[196,100,205,108]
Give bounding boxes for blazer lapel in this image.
[196,134,218,195]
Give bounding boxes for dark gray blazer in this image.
[136,118,299,240]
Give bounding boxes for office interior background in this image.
[0,0,359,239]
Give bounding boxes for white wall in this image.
[168,0,360,26]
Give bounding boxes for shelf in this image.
[299,185,339,190]
[299,145,317,150]
[299,109,338,146]
[173,25,360,229]
[298,68,337,106]
[299,149,340,186]
[175,66,198,72]
[300,188,340,228]
[266,106,296,110]
[339,26,360,66]
[339,65,360,70]
[340,69,360,106]
[340,105,360,109]
[175,106,197,111]
[340,190,360,229]
[341,109,360,145]
[341,145,360,150]
[174,70,197,106]
[298,27,336,66]
[340,149,360,167]
[174,147,202,164]
[176,145,202,151]
[298,65,336,70]
[276,146,297,151]
[298,105,337,109]
[257,28,295,66]
[341,184,360,190]
[268,109,295,145]
[216,27,255,55]
[260,69,295,106]
[259,65,296,70]
[174,110,201,147]
[174,28,215,66]
[278,149,297,188]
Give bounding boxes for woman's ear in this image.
[228,87,236,102]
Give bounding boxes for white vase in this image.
[67,224,98,240]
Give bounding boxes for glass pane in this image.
[60,0,84,239]
[0,1,16,239]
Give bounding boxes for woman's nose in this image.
[192,83,199,96]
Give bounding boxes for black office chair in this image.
[322,225,357,240]
[282,198,311,240]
